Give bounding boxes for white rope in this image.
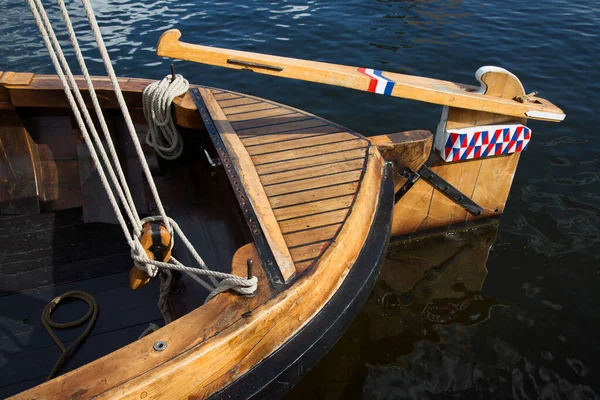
[27,0,257,303]
[79,0,171,232]
[143,75,188,160]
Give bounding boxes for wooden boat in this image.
[0,26,564,399]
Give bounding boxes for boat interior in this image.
[0,89,240,397]
[0,73,392,398]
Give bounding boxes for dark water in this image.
[1,0,599,398]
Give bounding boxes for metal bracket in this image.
[396,165,483,216]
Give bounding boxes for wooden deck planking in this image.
[289,241,330,262]
[260,158,365,186]
[209,90,370,275]
[218,97,262,108]
[273,208,348,234]
[283,224,340,248]
[252,139,365,166]
[246,132,354,156]
[264,170,361,197]
[241,125,340,147]
[231,112,308,131]
[269,182,359,209]
[223,102,279,116]
[226,107,295,123]
[273,195,354,221]
[255,148,367,175]
[212,92,241,101]
[238,118,327,138]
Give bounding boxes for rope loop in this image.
[41,291,98,380]
[143,74,189,160]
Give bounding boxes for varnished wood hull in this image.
[0,71,529,398]
[0,72,394,399]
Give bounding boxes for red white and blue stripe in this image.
[357,67,395,95]
[436,123,531,162]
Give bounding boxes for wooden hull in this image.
[0,72,394,398]
[0,70,531,398]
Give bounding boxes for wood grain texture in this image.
[231,112,309,131]
[255,147,367,175]
[252,139,365,165]
[37,144,82,211]
[239,118,327,137]
[223,101,279,115]
[200,88,296,282]
[370,130,432,193]
[264,170,361,197]
[283,224,340,248]
[269,182,359,209]
[273,195,354,221]
[157,29,564,121]
[260,158,365,186]
[246,131,350,155]
[279,209,348,234]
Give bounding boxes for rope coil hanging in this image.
[143,74,188,160]
[27,0,257,303]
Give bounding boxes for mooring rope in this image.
[143,74,189,160]
[41,291,98,380]
[26,0,257,302]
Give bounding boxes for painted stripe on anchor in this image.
[357,67,395,95]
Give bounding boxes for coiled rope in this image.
[143,74,188,160]
[41,291,98,380]
[26,0,257,303]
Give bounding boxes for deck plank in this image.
[269,182,359,209]
[212,92,241,101]
[231,112,307,131]
[218,97,262,108]
[252,139,366,166]
[283,224,340,248]
[255,148,367,175]
[289,241,330,262]
[238,118,326,137]
[246,132,354,156]
[278,209,348,234]
[260,158,365,186]
[265,170,362,197]
[273,195,354,221]
[241,125,339,147]
[223,102,279,115]
[226,107,295,123]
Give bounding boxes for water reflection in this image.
[286,222,598,399]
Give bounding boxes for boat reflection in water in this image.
[287,221,506,398]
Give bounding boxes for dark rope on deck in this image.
[41,290,98,380]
